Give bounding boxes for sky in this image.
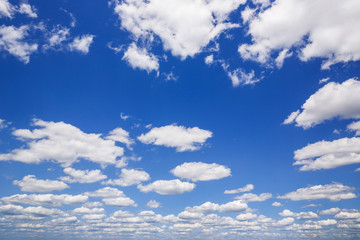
[0,0,360,239]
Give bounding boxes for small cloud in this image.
[146,200,160,208]
[69,34,95,54]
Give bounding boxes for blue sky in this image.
[1,0,360,239]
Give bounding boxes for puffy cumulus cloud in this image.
[85,187,137,207]
[85,187,126,198]
[279,209,319,220]
[0,204,65,219]
[170,162,230,182]
[44,25,70,50]
[0,0,13,18]
[106,127,134,149]
[146,200,160,208]
[319,207,341,215]
[235,193,272,202]
[186,200,248,213]
[293,137,360,171]
[122,43,159,73]
[334,209,360,219]
[68,34,94,54]
[284,79,360,129]
[0,25,38,63]
[60,167,107,184]
[236,213,257,221]
[138,179,195,195]
[347,121,360,136]
[277,217,294,226]
[51,216,78,224]
[272,202,282,207]
[112,0,245,59]
[0,119,124,167]
[239,0,360,69]
[225,184,254,194]
[13,175,69,192]
[102,168,150,187]
[278,183,357,202]
[17,3,37,18]
[82,213,106,220]
[72,206,105,215]
[138,124,212,152]
[1,193,88,206]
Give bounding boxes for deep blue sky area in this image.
[1,0,360,239]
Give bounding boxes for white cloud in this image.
[0,25,38,63]
[73,206,105,215]
[205,54,214,65]
[0,0,13,18]
[82,213,106,220]
[106,127,134,149]
[293,137,360,171]
[170,162,230,182]
[112,0,245,59]
[1,193,88,206]
[0,204,65,219]
[0,119,9,130]
[186,200,248,213]
[138,179,195,195]
[60,167,107,183]
[278,183,357,202]
[44,26,70,49]
[348,121,360,136]
[319,77,330,84]
[235,193,272,202]
[239,0,360,69]
[277,217,294,226]
[102,168,150,187]
[85,187,137,207]
[18,3,37,18]
[51,216,78,224]
[284,79,360,128]
[13,175,69,192]
[272,202,282,207]
[122,43,159,73]
[335,210,360,219]
[236,213,257,221]
[224,184,254,194]
[275,49,292,68]
[85,187,126,198]
[138,124,212,152]
[146,200,160,208]
[69,34,94,54]
[319,207,340,215]
[223,66,260,87]
[0,119,124,167]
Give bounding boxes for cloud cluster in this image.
[0,119,124,167]
[61,167,107,183]
[239,0,360,69]
[284,79,360,128]
[138,179,195,195]
[278,183,356,202]
[103,168,150,187]
[13,175,69,192]
[1,193,88,206]
[170,162,231,182]
[138,124,212,152]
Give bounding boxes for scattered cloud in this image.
[60,167,107,183]
[239,0,360,69]
[293,137,360,171]
[106,127,134,149]
[122,43,159,73]
[111,0,245,59]
[18,3,37,18]
[225,184,254,194]
[1,193,88,206]
[146,200,160,208]
[86,187,137,207]
[0,119,124,167]
[272,202,282,207]
[347,121,360,136]
[138,179,195,195]
[13,175,69,192]
[138,124,212,152]
[278,183,356,201]
[284,79,360,128]
[0,25,38,63]
[235,193,272,202]
[102,168,150,187]
[68,34,94,54]
[171,162,230,182]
